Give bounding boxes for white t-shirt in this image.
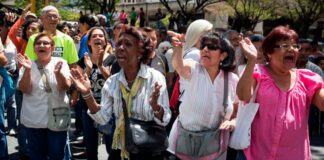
[19,57,70,128]
[4,40,17,71]
[168,62,239,153]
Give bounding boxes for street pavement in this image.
[5,115,324,160]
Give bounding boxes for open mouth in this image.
[37,49,47,54]
[283,55,295,64]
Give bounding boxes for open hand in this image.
[5,12,16,25]
[84,52,93,69]
[149,82,162,108]
[54,61,63,75]
[239,37,257,61]
[219,120,236,131]
[70,68,91,94]
[17,53,32,69]
[22,4,32,18]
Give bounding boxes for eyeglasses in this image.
[274,44,301,50]
[46,14,59,20]
[200,43,221,51]
[35,41,52,46]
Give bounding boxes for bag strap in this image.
[249,65,262,103]
[223,71,228,115]
[121,98,130,127]
[36,62,52,93]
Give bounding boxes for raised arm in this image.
[8,4,32,51]
[236,37,258,101]
[168,31,192,80]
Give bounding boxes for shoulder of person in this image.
[56,31,74,41]
[51,57,68,64]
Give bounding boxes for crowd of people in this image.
[0,3,323,160]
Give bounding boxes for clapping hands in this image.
[70,68,91,94]
[17,53,32,69]
[149,82,162,108]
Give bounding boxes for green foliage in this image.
[280,0,324,37]
[14,0,29,8]
[58,9,80,21]
[227,0,278,30]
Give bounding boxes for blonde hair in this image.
[183,19,213,54]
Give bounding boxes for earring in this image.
[137,56,142,60]
[220,61,223,66]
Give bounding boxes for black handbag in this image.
[121,98,168,154]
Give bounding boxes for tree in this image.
[159,0,224,24]
[76,0,118,14]
[227,0,277,31]
[281,0,324,38]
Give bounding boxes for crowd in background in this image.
[0,3,323,160]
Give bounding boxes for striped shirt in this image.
[88,63,171,127]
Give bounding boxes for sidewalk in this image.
[310,135,324,160]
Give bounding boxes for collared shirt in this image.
[244,65,324,160]
[89,63,171,127]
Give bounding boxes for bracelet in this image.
[153,105,163,115]
[82,91,92,100]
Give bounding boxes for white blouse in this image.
[168,61,239,153]
[89,64,171,126]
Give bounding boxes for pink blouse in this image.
[244,65,324,160]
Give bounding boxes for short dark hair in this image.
[262,26,298,62]
[79,14,98,29]
[201,32,236,72]
[118,26,153,64]
[249,34,264,43]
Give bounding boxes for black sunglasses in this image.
[200,43,221,51]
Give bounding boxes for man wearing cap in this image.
[25,5,78,68]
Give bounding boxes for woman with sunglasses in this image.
[237,26,324,160]
[167,31,238,159]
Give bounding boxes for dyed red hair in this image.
[262,26,299,61]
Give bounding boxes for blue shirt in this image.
[78,34,90,58]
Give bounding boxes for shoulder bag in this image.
[122,98,168,154]
[229,68,261,149]
[37,63,70,131]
